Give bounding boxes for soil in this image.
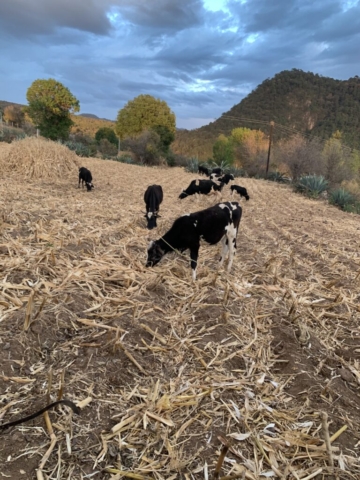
[1,157,360,479]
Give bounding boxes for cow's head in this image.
[145,211,159,230]
[146,240,165,267]
[179,191,187,199]
[86,182,94,191]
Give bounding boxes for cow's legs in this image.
[219,235,228,267]
[226,224,237,272]
[190,246,199,280]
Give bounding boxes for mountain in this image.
[172,69,360,160]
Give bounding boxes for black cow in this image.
[79,167,94,191]
[144,185,163,230]
[179,180,224,199]
[218,173,235,185]
[146,202,242,280]
[198,165,210,176]
[211,167,222,175]
[231,185,250,201]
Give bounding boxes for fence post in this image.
[118,137,121,157]
[266,121,274,178]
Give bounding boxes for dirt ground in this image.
[1,155,360,479]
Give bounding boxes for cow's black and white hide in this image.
[78,167,94,191]
[179,179,224,199]
[209,172,222,182]
[146,202,242,280]
[144,184,163,230]
[230,185,250,201]
[198,165,210,176]
[218,173,235,185]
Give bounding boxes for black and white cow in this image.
[210,172,222,182]
[179,179,224,199]
[146,202,242,280]
[231,185,250,201]
[78,167,94,191]
[218,173,235,185]
[198,165,210,176]
[144,184,163,230]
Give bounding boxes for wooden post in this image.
[265,121,274,178]
[118,137,121,157]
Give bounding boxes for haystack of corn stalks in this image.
[1,141,360,479]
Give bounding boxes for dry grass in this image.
[0,148,360,479]
[0,137,80,179]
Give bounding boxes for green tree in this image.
[26,78,80,140]
[95,127,118,146]
[213,134,234,165]
[151,124,175,154]
[115,94,176,140]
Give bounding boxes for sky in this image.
[0,0,359,130]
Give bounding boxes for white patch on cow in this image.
[225,222,237,272]
[192,268,197,281]
[219,235,228,267]
[195,179,200,186]
[147,240,154,249]
[230,203,237,210]
[219,203,227,209]
[147,212,153,219]
[182,213,190,217]
[194,220,198,227]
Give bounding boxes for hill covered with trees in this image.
[173,69,360,159]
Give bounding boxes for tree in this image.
[3,105,25,128]
[213,134,234,165]
[115,94,176,141]
[124,130,163,165]
[26,78,80,140]
[151,124,175,154]
[95,127,118,146]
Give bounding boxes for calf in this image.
[218,173,235,185]
[78,167,94,191]
[231,185,250,201]
[198,165,210,176]
[144,184,163,230]
[146,202,242,280]
[179,179,224,199]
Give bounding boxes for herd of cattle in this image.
[78,165,250,280]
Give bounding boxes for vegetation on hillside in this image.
[173,69,360,159]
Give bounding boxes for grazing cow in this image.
[146,202,242,280]
[231,185,250,201]
[144,185,163,230]
[179,180,224,199]
[198,165,210,176]
[210,172,222,182]
[218,173,235,185]
[78,167,94,191]
[211,167,222,175]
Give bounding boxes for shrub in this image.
[116,154,134,164]
[185,157,199,173]
[64,141,92,157]
[98,138,118,156]
[329,188,356,210]
[295,174,328,198]
[267,171,290,183]
[227,166,246,178]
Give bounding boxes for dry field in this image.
[1,140,360,479]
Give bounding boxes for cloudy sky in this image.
[0,0,359,129]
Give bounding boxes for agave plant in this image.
[212,160,231,173]
[185,157,199,173]
[329,188,355,210]
[295,174,328,198]
[267,171,290,183]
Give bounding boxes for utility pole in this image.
[265,121,274,178]
[118,137,121,157]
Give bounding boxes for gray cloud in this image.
[0,0,359,129]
